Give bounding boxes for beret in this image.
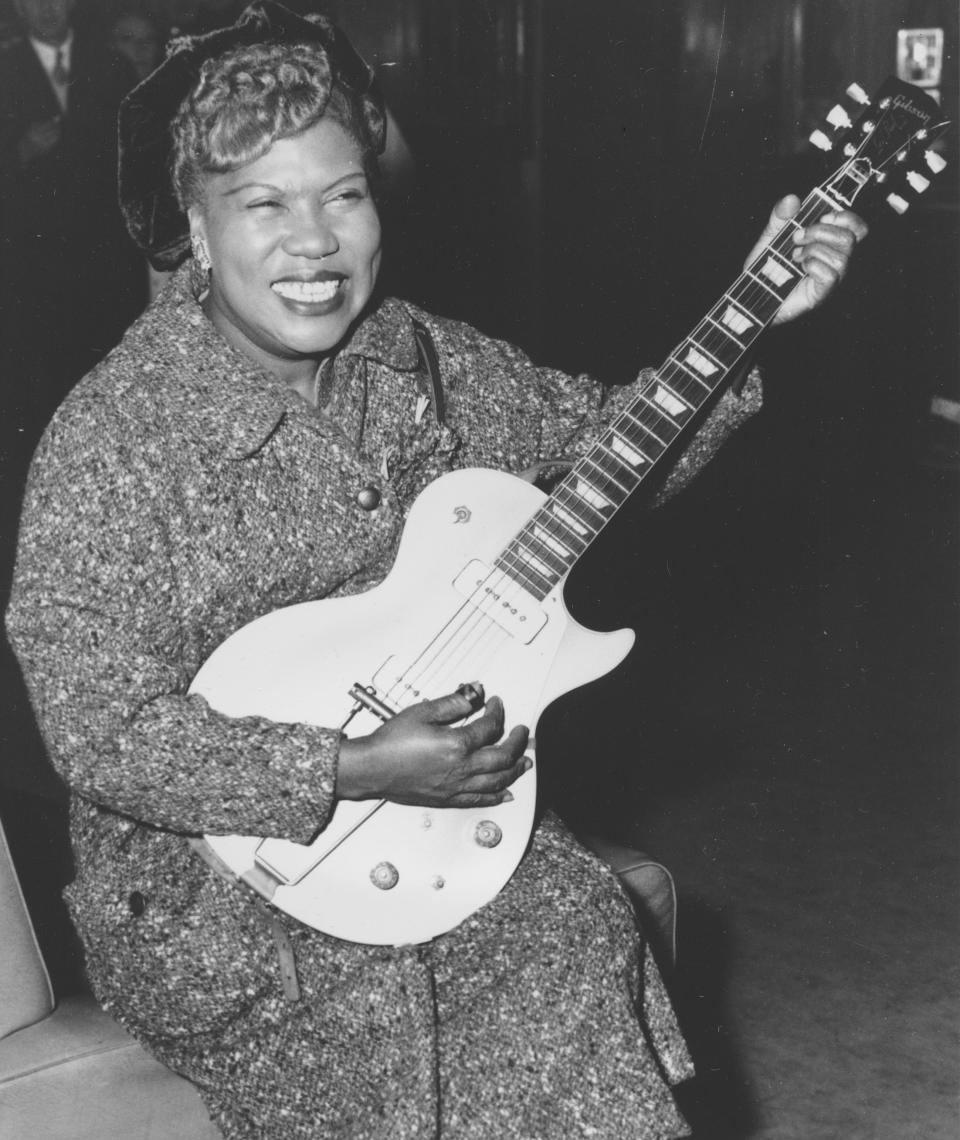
[118,0,385,270]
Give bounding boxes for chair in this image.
[0,815,674,1140]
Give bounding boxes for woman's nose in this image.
[282,207,339,260]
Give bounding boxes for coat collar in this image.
[148,267,422,459]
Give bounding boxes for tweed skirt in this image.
[82,813,692,1139]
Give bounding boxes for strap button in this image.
[356,485,381,511]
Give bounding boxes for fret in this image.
[691,322,743,370]
[812,185,844,212]
[513,534,569,579]
[546,499,594,540]
[704,312,746,352]
[755,252,799,291]
[665,352,715,396]
[744,267,782,299]
[765,245,799,275]
[531,522,577,561]
[620,408,671,455]
[572,475,615,513]
[657,361,713,411]
[553,480,608,530]
[607,429,652,470]
[496,548,553,597]
[718,295,761,340]
[579,453,633,498]
[530,504,590,553]
[727,277,783,325]
[684,338,726,377]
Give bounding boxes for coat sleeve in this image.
[5,404,340,845]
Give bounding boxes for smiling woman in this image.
[4,2,867,1138]
[171,41,383,396]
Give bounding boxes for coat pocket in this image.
[67,852,280,1041]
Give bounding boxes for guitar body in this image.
[193,468,635,946]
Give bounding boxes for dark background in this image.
[0,1,957,1134]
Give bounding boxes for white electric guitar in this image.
[192,80,947,945]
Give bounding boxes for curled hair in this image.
[170,41,383,210]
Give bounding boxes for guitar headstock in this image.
[808,77,950,215]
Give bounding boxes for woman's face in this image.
[190,117,381,387]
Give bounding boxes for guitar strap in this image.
[411,318,445,427]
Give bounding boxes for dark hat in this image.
[118,1,385,270]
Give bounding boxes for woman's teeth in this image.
[272,279,340,303]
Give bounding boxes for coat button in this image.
[128,890,146,917]
[356,485,381,511]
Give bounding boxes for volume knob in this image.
[474,820,503,849]
[370,862,399,890]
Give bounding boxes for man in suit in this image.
[0,0,146,445]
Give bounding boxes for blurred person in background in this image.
[0,0,146,452]
[107,2,163,81]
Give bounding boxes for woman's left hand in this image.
[745,195,869,326]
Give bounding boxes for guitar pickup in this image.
[452,560,548,644]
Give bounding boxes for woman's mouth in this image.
[271,278,342,304]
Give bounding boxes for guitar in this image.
[191,78,948,946]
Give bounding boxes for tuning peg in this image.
[875,171,889,184]
[843,143,857,158]
[925,150,948,175]
[847,83,870,105]
[826,104,853,130]
[886,192,910,215]
[809,129,833,151]
[906,171,931,193]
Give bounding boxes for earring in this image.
[191,234,211,272]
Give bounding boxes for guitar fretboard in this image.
[495,188,841,601]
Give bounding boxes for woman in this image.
[6,4,865,1137]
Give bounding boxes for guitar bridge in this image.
[347,683,398,723]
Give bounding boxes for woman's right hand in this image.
[336,687,531,808]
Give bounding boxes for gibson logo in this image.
[891,93,932,124]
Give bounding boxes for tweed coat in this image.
[7,265,762,1138]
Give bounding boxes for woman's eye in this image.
[248,199,282,211]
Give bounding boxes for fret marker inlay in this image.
[722,304,753,335]
[760,255,793,288]
[610,434,647,467]
[550,503,589,535]
[575,479,611,512]
[682,349,718,380]
[516,548,552,580]
[532,525,572,559]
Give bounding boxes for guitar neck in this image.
[494,187,843,602]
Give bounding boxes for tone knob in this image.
[474,820,503,849]
[356,485,381,511]
[370,861,399,890]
